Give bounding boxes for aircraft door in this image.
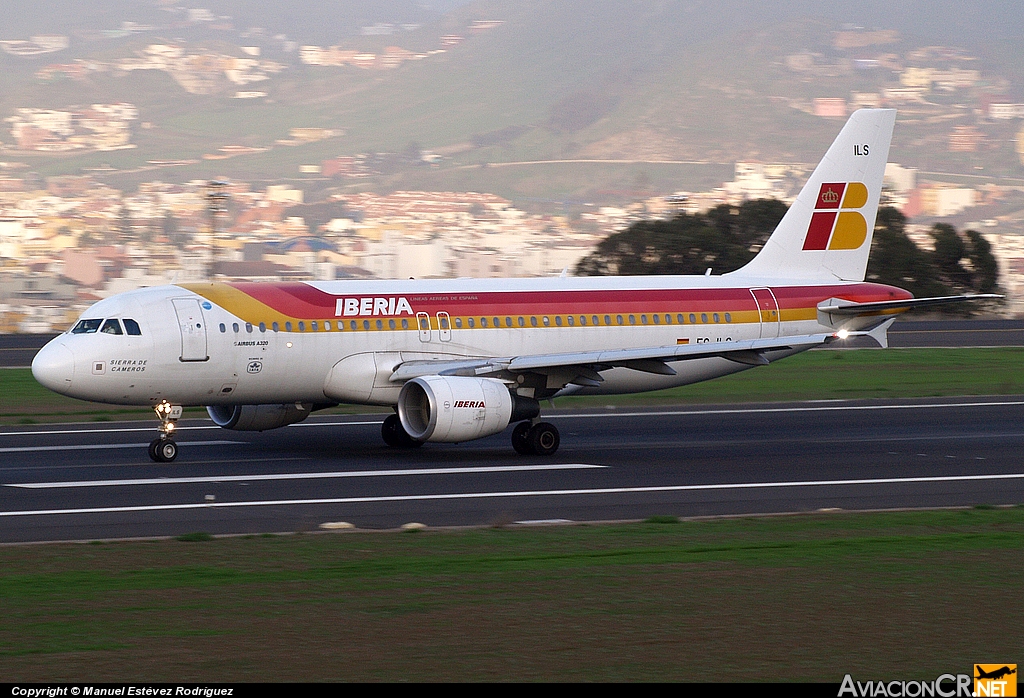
[416,312,431,342]
[749,288,780,339]
[437,312,451,342]
[172,298,209,361]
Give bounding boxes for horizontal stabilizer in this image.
[818,294,1002,318]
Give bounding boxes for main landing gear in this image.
[149,400,183,462]
[381,413,423,449]
[511,421,560,456]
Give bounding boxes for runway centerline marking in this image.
[7,463,608,489]
[3,472,1023,517]
[2,400,1023,438]
[0,440,241,454]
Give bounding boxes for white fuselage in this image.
[31,275,904,408]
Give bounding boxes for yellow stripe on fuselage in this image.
[177,282,296,326]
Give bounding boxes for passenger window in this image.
[518,317,525,327]
[542,316,550,326]
[505,317,512,327]
[653,314,660,325]
[123,319,142,335]
[259,322,266,333]
[530,317,538,327]
[350,320,357,330]
[468,318,475,328]
[701,313,708,323]
[402,319,409,330]
[480,317,487,328]
[219,323,226,333]
[272,322,279,332]
[689,314,696,324]
[285,322,293,332]
[628,315,636,325]
[455,318,463,328]
[555,316,562,326]
[363,320,370,330]
[376,320,382,330]
[604,315,611,325]
[245,323,252,333]
[100,319,123,335]
[713,313,720,323]
[389,319,396,330]
[232,322,239,333]
[298,321,305,332]
[580,316,587,326]
[641,315,648,325]
[677,314,684,324]
[311,321,317,331]
[494,317,501,327]
[567,316,574,326]
[725,313,732,323]
[616,315,623,325]
[323,321,330,331]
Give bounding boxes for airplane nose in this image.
[32,339,75,395]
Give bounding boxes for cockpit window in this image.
[123,319,142,336]
[100,319,123,335]
[71,319,102,334]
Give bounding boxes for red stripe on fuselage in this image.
[220,281,910,320]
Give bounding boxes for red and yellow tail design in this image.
[802,182,869,251]
[730,109,896,283]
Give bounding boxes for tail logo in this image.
[802,182,869,251]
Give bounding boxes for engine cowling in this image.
[207,403,312,431]
[398,376,537,443]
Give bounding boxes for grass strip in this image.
[0,508,1022,681]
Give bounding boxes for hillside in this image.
[2,0,1023,202]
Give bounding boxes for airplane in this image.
[31,109,998,462]
[976,667,1017,681]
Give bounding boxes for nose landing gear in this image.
[149,401,182,462]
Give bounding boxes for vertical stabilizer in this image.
[728,109,896,282]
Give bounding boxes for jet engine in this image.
[397,376,539,443]
[206,403,312,431]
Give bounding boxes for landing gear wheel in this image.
[149,438,178,462]
[381,414,422,449]
[511,421,532,455]
[526,422,560,456]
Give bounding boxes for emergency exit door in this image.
[749,288,780,339]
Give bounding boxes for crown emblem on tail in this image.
[821,188,840,203]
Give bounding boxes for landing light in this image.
[836,329,850,339]
[286,342,293,348]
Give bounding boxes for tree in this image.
[579,202,1000,316]
[964,229,999,294]
[866,208,948,299]
[575,199,787,277]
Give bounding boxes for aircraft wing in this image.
[389,332,834,385]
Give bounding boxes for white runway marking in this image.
[0,440,240,454]
[2,400,1021,439]
[544,400,1024,420]
[2,472,1022,517]
[8,463,608,489]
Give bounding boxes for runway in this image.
[2,397,1023,543]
